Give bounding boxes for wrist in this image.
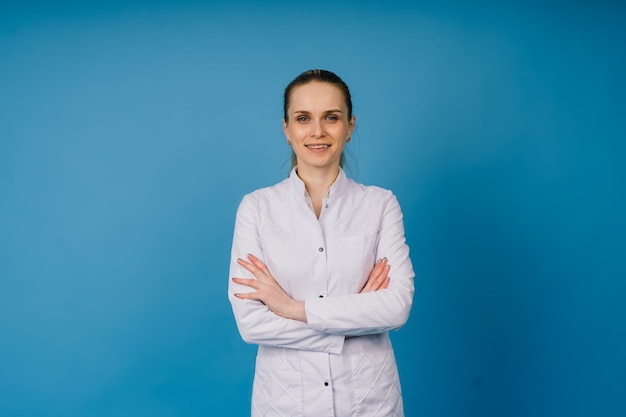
[291,300,307,323]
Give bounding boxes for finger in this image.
[362,258,388,292]
[363,264,391,292]
[380,276,391,290]
[237,258,269,281]
[231,277,259,290]
[247,254,271,276]
[372,265,391,290]
[234,291,263,302]
[237,258,255,272]
[367,258,387,281]
[374,257,388,269]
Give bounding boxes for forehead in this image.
[288,82,347,111]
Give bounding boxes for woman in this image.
[228,69,415,417]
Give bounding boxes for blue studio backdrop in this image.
[1,1,624,416]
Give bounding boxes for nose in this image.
[310,119,325,138]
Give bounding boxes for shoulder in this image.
[238,177,294,210]
[345,177,397,205]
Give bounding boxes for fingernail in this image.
[377,258,382,264]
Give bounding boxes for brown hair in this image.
[283,69,353,168]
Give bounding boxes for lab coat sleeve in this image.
[228,195,345,354]
[305,192,415,336]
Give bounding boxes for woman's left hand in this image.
[232,254,307,322]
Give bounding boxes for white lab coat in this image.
[229,168,415,417]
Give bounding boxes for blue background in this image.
[1,1,624,416]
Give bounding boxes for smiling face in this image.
[283,81,355,175]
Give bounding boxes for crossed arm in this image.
[228,192,414,352]
[232,254,392,322]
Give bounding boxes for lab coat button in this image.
[318,247,324,252]
[319,295,324,298]
[324,381,329,386]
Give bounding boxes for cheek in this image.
[289,126,310,141]
[284,127,295,142]
[335,126,352,140]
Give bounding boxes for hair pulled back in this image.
[283,69,353,168]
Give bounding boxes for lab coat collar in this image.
[288,167,350,203]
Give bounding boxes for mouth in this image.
[305,144,330,150]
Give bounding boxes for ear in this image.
[348,115,356,136]
[282,119,292,145]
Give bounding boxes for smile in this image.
[305,144,330,149]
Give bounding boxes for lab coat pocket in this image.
[327,234,377,294]
[350,344,403,416]
[252,348,302,416]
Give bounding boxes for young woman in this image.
[229,69,415,417]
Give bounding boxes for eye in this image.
[325,114,339,122]
[296,115,309,123]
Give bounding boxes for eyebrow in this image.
[292,109,344,114]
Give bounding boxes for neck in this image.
[296,165,340,197]
[296,165,340,218]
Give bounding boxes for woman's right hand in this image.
[360,257,391,293]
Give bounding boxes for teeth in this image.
[307,145,329,149]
